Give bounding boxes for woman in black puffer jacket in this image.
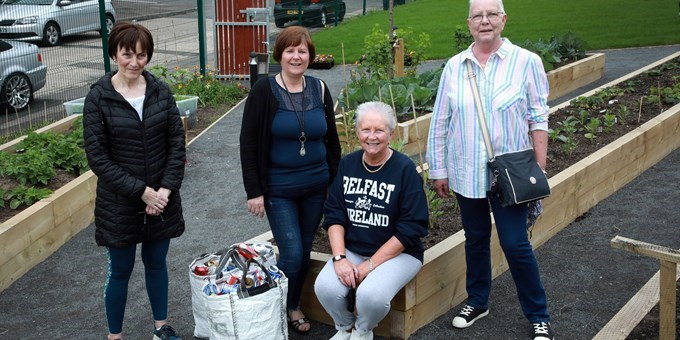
[83,22,185,340]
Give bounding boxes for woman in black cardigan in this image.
[239,26,341,334]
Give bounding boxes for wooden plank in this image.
[547,53,605,101]
[659,260,677,340]
[0,210,87,292]
[393,38,404,78]
[594,266,680,340]
[611,236,680,264]
[48,171,96,226]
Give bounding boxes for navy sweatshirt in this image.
[323,149,429,262]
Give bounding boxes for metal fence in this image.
[0,0,205,138]
[0,0,385,139]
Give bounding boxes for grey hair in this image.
[469,0,505,16]
[355,101,397,132]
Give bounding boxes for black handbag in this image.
[466,60,551,207]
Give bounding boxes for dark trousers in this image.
[265,183,326,311]
[455,193,550,323]
[105,238,170,333]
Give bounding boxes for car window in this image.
[3,0,53,5]
[0,40,11,53]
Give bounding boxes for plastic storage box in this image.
[175,95,199,129]
[63,97,85,115]
[62,95,198,129]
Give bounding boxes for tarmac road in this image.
[0,45,678,339]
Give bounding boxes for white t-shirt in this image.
[125,95,145,120]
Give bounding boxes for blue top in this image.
[268,76,329,188]
[323,149,429,262]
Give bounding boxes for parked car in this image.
[274,0,346,28]
[0,39,46,110]
[0,0,116,47]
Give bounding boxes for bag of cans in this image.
[189,241,282,339]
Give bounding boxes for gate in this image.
[214,0,270,80]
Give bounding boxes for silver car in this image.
[0,0,116,47]
[0,39,46,110]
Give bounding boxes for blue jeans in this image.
[455,193,550,323]
[105,239,170,333]
[265,182,326,311]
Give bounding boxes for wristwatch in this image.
[332,254,346,262]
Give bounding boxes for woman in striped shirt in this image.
[426,0,554,339]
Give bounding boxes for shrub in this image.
[149,65,249,108]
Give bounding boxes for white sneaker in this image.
[349,329,373,340]
[329,330,352,340]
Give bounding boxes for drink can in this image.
[194,265,209,276]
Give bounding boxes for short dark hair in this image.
[107,22,154,62]
[272,26,315,64]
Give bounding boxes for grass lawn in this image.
[311,0,680,63]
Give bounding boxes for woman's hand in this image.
[433,179,450,199]
[334,259,359,288]
[247,196,265,218]
[142,186,168,212]
[355,260,371,283]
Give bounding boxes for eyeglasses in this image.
[469,12,503,23]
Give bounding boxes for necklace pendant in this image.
[299,146,306,157]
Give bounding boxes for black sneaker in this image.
[153,325,182,340]
[451,304,489,328]
[531,322,554,340]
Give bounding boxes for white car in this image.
[0,0,116,47]
[0,39,46,110]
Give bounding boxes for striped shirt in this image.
[426,38,549,199]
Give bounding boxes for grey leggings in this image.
[314,249,421,332]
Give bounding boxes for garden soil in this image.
[0,45,679,339]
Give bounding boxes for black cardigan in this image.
[239,75,341,199]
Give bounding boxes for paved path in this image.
[0,45,678,339]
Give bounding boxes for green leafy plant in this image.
[452,25,473,54]
[149,65,248,108]
[4,185,52,210]
[601,112,617,133]
[355,25,393,81]
[583,117,601,142]
[556,116,579,156]
[395,27,431,77]
[617,105,631,123]
[354,25,431,80]
[553,31,587,62]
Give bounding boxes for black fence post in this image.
[249,51,258,87]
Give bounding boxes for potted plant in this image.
[309,53,335,69]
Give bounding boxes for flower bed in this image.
[255,51,680,339]
[0,115,96,293]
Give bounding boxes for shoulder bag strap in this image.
[465,59,495,161]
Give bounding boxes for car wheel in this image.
[1,73,32,111]
[98,14,115,35]
[339,3,346,22]
[42,22,61,47]
[318,8,327,27]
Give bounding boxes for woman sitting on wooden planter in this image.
[314,101,429,340]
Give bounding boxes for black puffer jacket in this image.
[83,70,186,248]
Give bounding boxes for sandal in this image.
[288,317,312,334]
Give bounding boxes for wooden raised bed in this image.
[338,53,605,157]
[547,53,605,101]
[254,51,679,339]
[0,115,97,293]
